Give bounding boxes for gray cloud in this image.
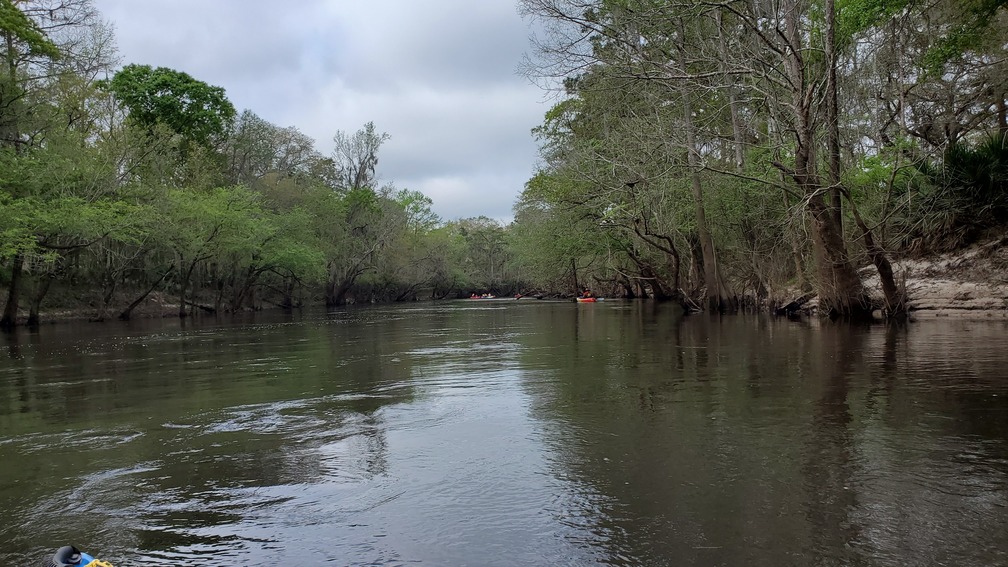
[93,0,548,223]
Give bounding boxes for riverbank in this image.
[863,232,1008,319]
[5,233,1007,326]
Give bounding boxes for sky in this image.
[90,0,552,223]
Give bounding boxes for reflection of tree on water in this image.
[526,308,806,564]
[522,310,1008,566]
[853,322,1008,565]
[800,323,868,565]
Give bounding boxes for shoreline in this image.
[5,234,1007,327]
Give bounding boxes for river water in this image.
[1,301,1006,566]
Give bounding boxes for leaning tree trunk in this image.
[119,266,173,321]
[178,255,200,318]
[847,196,905,316]
[782,1,870,317]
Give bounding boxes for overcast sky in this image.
[91,0,551,223]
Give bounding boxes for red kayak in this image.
[576,297,597,303]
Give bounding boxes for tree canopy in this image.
[103,63,237,146]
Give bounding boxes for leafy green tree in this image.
[0,133,139,325]
[454,216,513,293]
[395,188,440,236]
[360,189,443,302]
[156,184,270,316]
[518,0,1008,315]
[103,64,236,147]
[509,186,598,294]
[1,0,123,328]
[0,0,59,145]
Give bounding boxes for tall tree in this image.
[103,64,236,148]
[0,0,114,329]
[330,121,389,192]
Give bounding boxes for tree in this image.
[510,179,603,295]
[330,121,389,192]
[395,188,440,236]
[103,64,236,148]
[222,110,320,186]
[1,0,117,328]
[455,216,512,292]
[520,0,961,316]
[0,0,60,146]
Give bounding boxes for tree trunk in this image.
[27,272,54,327]
[331,279,353,306]
[282,277,295,309]
[1,253,24,330]
[93,273,119,322]
[632,220,683,300]
[687,233,703,293]
[635,279,648,299]
[807,194,870,316]
[847,196,905,316]
[214,265,226,313]
[570,257,579,296]
[783,1,868,317]
[677,17,734,312]
[717,10,746,173]
[178,256,199,318]
[325,274,337,307]
[824,0,843,229]
[620,276,635,299]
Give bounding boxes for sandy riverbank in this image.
[862,233,1008,319]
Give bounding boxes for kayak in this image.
[45,545,113,567]
[576,297,597,303]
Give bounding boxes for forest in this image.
[0,0,526,329]
[1,0,1007,328]
[513,0,1007,317]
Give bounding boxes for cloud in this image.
[411,172,521,224]
[93,0,550,223]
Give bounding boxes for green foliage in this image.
[394,188,440,234]
[0,191,37,258]
[836,0,911,42]
[869,134,1008,252]
[0,0,60,60]
[922,0,1008,72]
[103,64,236,146]
[931,134,1008,222]
[1,3,488,322]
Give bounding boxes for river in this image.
[1,301,1006,566]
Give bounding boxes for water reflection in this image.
[522,308,1008,566]
[1,305,1006,565]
